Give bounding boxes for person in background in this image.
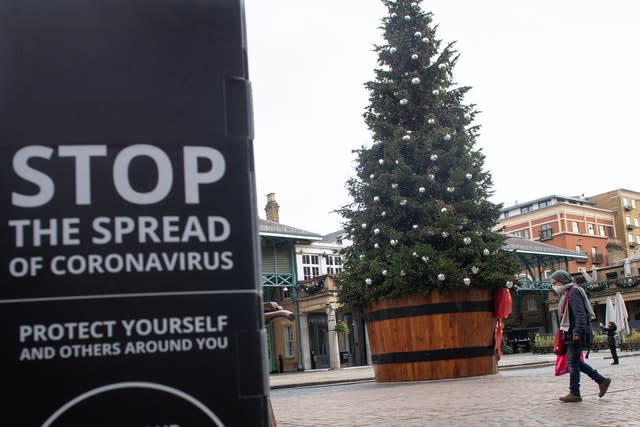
[600,321,619,365]
[550,270,611,402]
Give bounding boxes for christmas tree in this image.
[338,0,517,308]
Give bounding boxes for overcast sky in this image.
[245,0,640,235]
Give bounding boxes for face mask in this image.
[552,284,563,294]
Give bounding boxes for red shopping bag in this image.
[555,352,585,376]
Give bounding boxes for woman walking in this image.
[550,270,612,402]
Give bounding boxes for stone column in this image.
[297,313,311,371]
[325,302,341,369]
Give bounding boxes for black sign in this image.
[0,1,267,425]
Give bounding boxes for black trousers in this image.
[609,343,619,364]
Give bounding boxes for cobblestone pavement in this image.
[270,352,640,427]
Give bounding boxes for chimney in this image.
[265,193,280,222]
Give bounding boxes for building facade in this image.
[498,195,616,275]
[589,189,640,261]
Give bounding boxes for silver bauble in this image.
[390,47,397,54]
[444,134,451,141]
[428,118,435,124]
[365,278,372,285]
[432,89,439,96]
[382,269,388,276]
[373,196,380,202]
[374,243,380,249]
[400,199,407,206]
[421,256,429,263]
[390,239,397,246]
[447,186,455,193]
[471,266,479,274]
[378,158,385,165]
[428,174,435,181]
[438,63,447,69]
[483,248,490,256]
[412,224,419,230]
[441,231,449,238]
[430,154,438,161]
[422,37,430,43]
[374,228,380,235]
[463,237,472,245]
[400,270,406,276]
[466,173,473,180]
[400,98,408,105]
[404,15,411,21]
[361,223,368,229]
[381,211,387,217]
[414,31,422,37]
[437,273,445,281]
[359,254,365,260]
[464,277,471,286]
[411,54,419,60]
[411,77,420,85]
[370,174,376,179]
[464,113,471,120]
[402,135,410,141]
[391,183,398,189]
[440,207,448,213]
[419,187,426,193]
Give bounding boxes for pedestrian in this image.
[600,321,619,365]
[550,270,611,402]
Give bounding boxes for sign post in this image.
[0,1,268,425]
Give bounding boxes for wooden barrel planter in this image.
[365,288,497,382]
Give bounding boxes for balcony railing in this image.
[624,205,632,211]
[592,254,603,264]
[627,223,637,230]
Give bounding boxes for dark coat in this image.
[601,323,617,346]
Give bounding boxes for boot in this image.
[559,393,582,403]
[599,378,611,397]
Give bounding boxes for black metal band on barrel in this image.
[371,346,494,364]
[365,301,492,323]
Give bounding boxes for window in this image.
[283,325,295,358]
[633,199,637,209]
[523,229,529,239]
[520,205,533,213]
[626,216,631,225]
[591,247,602,264]
[326,255,343,275]
[540,224,553,240]
[599,225,606,236]
[538,200,550,208]
[629,233,634,243]
[635,218,639,227]
[302,254,320,280]
[526,297,537,311]
[576,244,582,253]
[607,226,615,237]
[512,231,521,238]
[623,197,629,208]
[587,223,595,235]
[637,235,640,244]
[572,221,580,233]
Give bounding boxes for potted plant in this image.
[334,320,350,334]
[337,0,518,382]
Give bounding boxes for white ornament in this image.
[373,196,380,202]
[447,186,455,193]
[402,135,410,141]
[390,47,397,54]
[432,89,439,96]
[444,134,451,141]
[411,54,419,60]
[404,15,411,21]
[421,256,429,263]
[370,174,376,179]
[374,228,380,235]
[437,273,445,281]
[506,281,514,289]
[471,266,479,274]
[464,277,471,286]
[441,231,449,238]
[390,239,397,246]
[412,224,419,230]
[463,237,472,245]
[374,243,380,249]
[475,230,483,236]
[441,207,448,213]
[438,63,447,69]
[430,154,438,161]
[413,252,418,257]
[395,160,399,164]
[422,37,430,44]
[381,211,387,217]
[365,278,372,285]
[400,270,406,277]
[391,183,398,189]
[466,173,473,180]
[400,199,407,206]
[400,98,408,105]
[378,159,385,165]
[391,13,397,18]
[419,187,426,193]
[414,31,422,37]
[359,254,365,260]
[382,269,388,276]
[427,118,435,124]
[483,248,490,256]
[411,2,418,7]
[428,174,435,181]
[464,113,471,120]
[411,77,420,85]
[361,223,368,229]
